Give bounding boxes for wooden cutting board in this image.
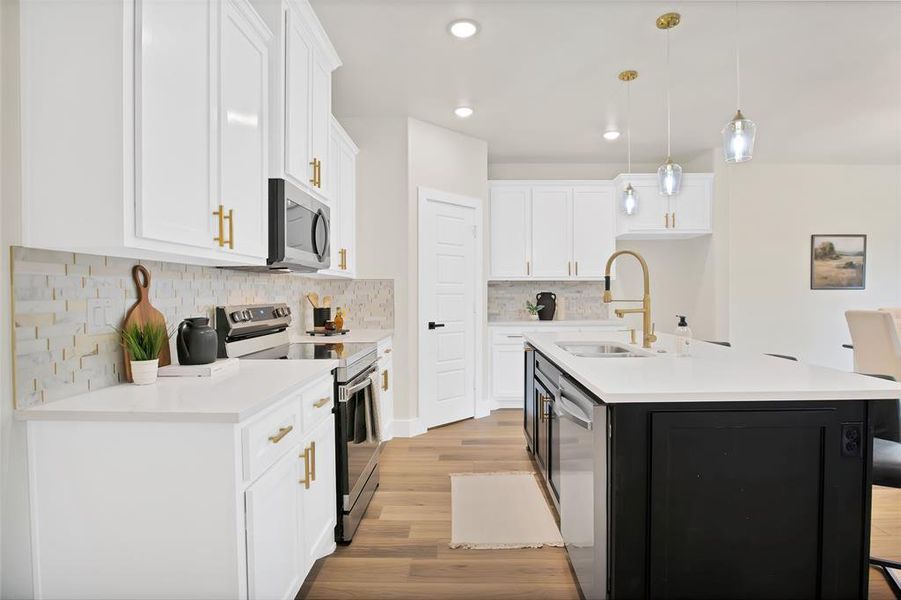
[122,265,171,382]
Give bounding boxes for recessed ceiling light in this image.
[448,19,480,39]
[454,106,474,118]
[603,130,621,141]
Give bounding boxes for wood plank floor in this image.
[298,409,901,599]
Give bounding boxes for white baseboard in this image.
[391,418,427,438]
[490,397,522,411]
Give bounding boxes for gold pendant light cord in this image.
[666,28,672,158]
[627,80,632,175]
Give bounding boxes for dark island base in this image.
[526,348,874,599]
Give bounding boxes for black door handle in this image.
[428,322,446,330]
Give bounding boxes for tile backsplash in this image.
[488,281,610,322]
[12,247,394,408]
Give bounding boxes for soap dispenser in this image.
[675,315,692,356]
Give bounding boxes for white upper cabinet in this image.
[136,0,215,251]
[254,0,341,203]
[489,181,616,281]
[20,0,271,266]
[572,186,616,278]
[489,186,531,278]
[614,173,714,240]
[530,187,572,277]
[220,0,270,259]
[317,117,358,278]
[283,7,314,190]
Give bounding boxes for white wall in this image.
[727,163,901,369]
[2,0,34,596]
[407,118,489,425]
[342,117,488,428]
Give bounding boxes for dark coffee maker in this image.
[536,292,556,321]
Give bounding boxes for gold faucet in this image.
[603,250,657,349]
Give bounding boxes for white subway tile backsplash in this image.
[11,247,394,408]
[488,281,610,322]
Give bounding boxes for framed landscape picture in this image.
[810,234,867,290]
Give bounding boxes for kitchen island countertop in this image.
[525,330,901,403]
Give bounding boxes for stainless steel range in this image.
[216,303,381,543]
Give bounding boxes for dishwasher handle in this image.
[555,390,593,430]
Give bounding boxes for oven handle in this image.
[339,366,378,401]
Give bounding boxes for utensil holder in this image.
[313,307,331,327]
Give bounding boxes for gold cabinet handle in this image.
[310,441,317,481]
[526,260,531,276]
[213,205,226,247]
[299,446,311,489]
[225,208,234,249]
[539,394,549,422]
[268,425,293,444]
[313,397,330,409]
[665,213,670,228]
[671,212,676,228]
[310,158,321,188]
[339,248,347,270]
[382,369,389,391]
[575,261,579,276]
[568,261,572,276]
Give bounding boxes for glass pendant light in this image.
[722,1,756,162]
[619,70,639,215]
[656,12,682,196]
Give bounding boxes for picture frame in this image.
[810,234,867,290]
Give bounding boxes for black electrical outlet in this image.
[841,423,863,458]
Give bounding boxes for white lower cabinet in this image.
[376,339,395,440]
[300,417,338,563]
[246,450,304,600]
[488,324,626,408]
[25,372,337,600]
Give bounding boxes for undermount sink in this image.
[557,342,651,358]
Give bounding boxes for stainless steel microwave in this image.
[266,178,330,272]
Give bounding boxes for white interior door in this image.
[419,188,480,429]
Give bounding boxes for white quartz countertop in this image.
[489,320,623,327]
[15,360,338,423]
[294,329,393,344]
[525,330,901,403]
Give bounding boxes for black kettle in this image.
[536,292,556,321]
[177,317,218,365]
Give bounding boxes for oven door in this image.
[336,366,380,514]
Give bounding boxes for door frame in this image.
[417,186,484,429]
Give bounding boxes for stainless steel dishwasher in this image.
[557,375,607,600]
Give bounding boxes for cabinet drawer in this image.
[302,376,334,435]
[243,399,302,482]
[492,330,530,345]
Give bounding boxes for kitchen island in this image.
[524,330,901,600]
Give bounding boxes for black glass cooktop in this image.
[242,342,375,363]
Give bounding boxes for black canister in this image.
[176,317,218,365]
[536,292,557,321]
[313,307,332,327]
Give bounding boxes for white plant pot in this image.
[528,313,539,321]
[131,359,159,385]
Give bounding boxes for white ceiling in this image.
[312,1,901,165]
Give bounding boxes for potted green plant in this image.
[118,322,171,385]
[525,300,544,321]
